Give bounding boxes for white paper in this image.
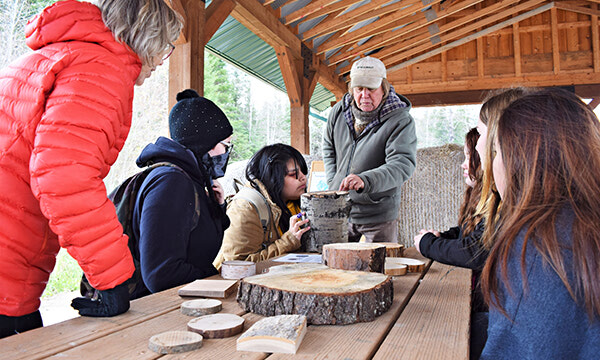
[273,253,323,263]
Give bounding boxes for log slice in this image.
[187,313,245,338]
[237,264,393,325]
[148,331,203,354]
[322,243,386,273]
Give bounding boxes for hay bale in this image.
[397,144,465,248]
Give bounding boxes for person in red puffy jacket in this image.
[0,0,183,338]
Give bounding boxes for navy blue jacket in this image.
[481,209,600,358]
[130,137,229,299]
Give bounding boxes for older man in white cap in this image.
[323,56,417,243]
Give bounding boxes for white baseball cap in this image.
[350,56,387,89]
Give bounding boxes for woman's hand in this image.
[414,233,425,254]
[212,179,225,205]
[418,228,440,237]
[289,212,310,240]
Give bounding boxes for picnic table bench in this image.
[1,248,472,359]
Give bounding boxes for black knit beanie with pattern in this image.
[168,89,233,159]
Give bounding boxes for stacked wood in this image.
[180,299,222,316]
[322,243,386,273]
[237,264,393,325]
[300,191,351,253]
[384,258,408,276]
[148,331,203,354]
[378,242,405,257]
[187,313,245,338]
[237,315,307,354]
[389,257,427,273]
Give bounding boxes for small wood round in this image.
[180,299,222,317]
[385,258,408,276]
[322,243,386,273]
[378,242,405,257]
[148,330,203,354]
[221,260,256,279]
[187,313,245,339]
[390,257,427,273]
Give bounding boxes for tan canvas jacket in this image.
[213,180,300,269]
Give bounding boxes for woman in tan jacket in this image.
[214,144,310,268]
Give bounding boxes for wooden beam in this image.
[551,7,560,74]
[342,0,521,72]
[169,0,188,43]
[276,46,303,105]
[205,0,235,45]
[555,1,600,16]
[232,0,301,56]
[588,97,600,108]
[386,1,552,73]
[326,0,482,65]
[303,0,418,40]
[231,0,346,96]
[592,4,600,71]
[283,0,343,25]
[317,0,441,54]
[441,51,447,82]
[513,23,522,76]
[292,0,360,27]
[477,37,484,78]
[169,0,204,109]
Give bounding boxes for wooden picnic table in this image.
[1,248,472,359]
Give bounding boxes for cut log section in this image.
[300,191,350,252]
[390,257,427,273]
[221,260,256,279]
[187,313,245,339]
[322,243,386,273]
[237,264,393,325]
[178,279,238,298]
[148,331,203,354]
[180,299,222,317]
[267,263,328,274]
[385,258,408,276]
[237,315,307,354]
[378,242,405,257]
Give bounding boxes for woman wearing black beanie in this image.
[127,89,233,299]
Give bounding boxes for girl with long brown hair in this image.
[480,88,600,358]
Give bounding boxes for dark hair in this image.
[459,128,482,236]
[481,88,600,319]
[245,144,308,231]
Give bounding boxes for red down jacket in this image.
[0,0,139,316]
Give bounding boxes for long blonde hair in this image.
[97,0,183,65]
[477,87,531,248]
[481,88,600,319]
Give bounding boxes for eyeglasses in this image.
[220,140,233,153]
[162,44,175,61]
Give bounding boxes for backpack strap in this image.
[232,186,272,245]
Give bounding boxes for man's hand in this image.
[339,174,364,191]
[71,282,130,317]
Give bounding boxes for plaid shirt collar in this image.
[343,87,407,136]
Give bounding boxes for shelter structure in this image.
[167,0,600,152]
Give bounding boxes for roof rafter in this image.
[326,0,482,66]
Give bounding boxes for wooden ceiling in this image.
[193,0,600,106]
[168,0,600,151]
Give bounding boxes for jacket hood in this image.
[25,0,140,69]
[136,137,203,180]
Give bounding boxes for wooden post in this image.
[276,45,318,154]
[169,0,205,109]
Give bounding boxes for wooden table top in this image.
[1,248,472,360]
